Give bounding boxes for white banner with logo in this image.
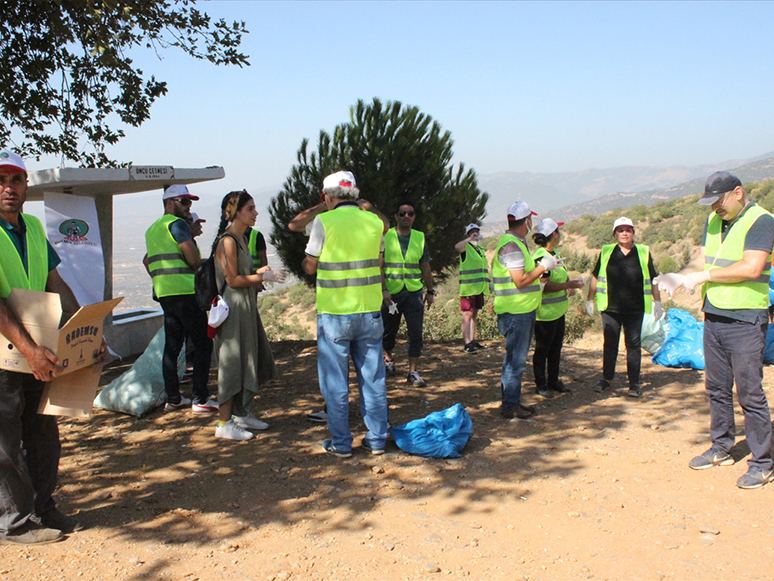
[44,193,105,306]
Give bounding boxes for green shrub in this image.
[658,256,679,274]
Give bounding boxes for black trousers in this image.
[381,290,425,358]
[601,310,644,385]
[159,294,213,405]
[533,315,566,389]
[0,371,60,534]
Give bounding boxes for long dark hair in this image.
[213,189,253,252]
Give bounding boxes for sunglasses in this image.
[398,211,415,217]
[173,198,193,207]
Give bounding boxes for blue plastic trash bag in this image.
[652,309,705,370]
[391,403,473,458]
[764,325,774,365]
[769,270,774,306]
[641,311,669,355]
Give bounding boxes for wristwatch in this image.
[426,289,437,296]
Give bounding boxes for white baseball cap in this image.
[612,217,634,232]
[162,184,200,201]
[190,212,205,224]
[323,170,356,190]
[465,223,480,235]
[507,201,537,221]
[0,149,27,173]
[535,218,564,237]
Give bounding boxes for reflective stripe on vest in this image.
[703,204,772,310]
[384,228,425,294]
[534,246,569,321]
[316,206,384,315]
[459,243,490,297]
[0,214,49,298]
[145,215,195,298]
[492,233,541,314]
[595,243,652,314]
[248,228,262,271]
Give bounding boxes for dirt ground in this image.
[3,329,774,581]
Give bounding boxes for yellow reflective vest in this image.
[384,228,425,294]
[459,243,490,297]
[0,214,49,298]
[315,206,384,315]
[145,215,195,298]
[595,243,653,314]
[493,233,541,315]
[248,228,263,271]
[534,247,569,321]
[703,204,772,310]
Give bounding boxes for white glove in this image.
[388,302,399,315]
[585,300,595,317]
[540,253,558,272]
[653,273,685,298]
[682,270,711,293]
[262,268,287,283]
[653,300,664,321]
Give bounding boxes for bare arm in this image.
[46,268,80,317]
[704,249,770,283]
[142,253,150,276]
[289,202,326,233]
[509,263,548,289]
[544,278,585,294]
[587,275,598,301]
[217,236,266,289]
[455,236,475,253]
[358,199,390,233]
[179,240,201,271]
[302,255,319,276]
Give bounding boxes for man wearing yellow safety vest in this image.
[586,216,662,398]
[302,171,390,457]
[382,202,435,387]
[143,185,216,415]
[454,223,491,354]
[677,172,774,489]
[494,201,558,420]
[0,150,92,545]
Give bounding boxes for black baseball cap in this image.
[698,171,742,205]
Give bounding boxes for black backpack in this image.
[194,233,237,311]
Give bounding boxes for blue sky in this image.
[26,1,774,205]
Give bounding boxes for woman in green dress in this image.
[212,190,285,440]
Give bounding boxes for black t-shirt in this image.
[592,245,658,314]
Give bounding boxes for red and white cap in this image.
[190,212,205,224]
[507,201,537,221]
[322,171,356,190]
[0,149,27,174]
[465,223,480,235]
[535,218,564,236]
[162,184,200,201]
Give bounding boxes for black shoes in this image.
[36,508,84,534]
[594,379,611,393]
[551,381,572,394]
[501,404,535,420]
[628,384,642,398]
[463,343,478,353]
[536,387,554,398]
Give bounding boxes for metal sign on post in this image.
[129,166,174,180]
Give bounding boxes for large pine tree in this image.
[269,98,488,285]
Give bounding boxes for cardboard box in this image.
[0,288,122,417]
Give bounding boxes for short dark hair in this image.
[396,201,415,214]
[508,216,528,230]
[532,232,550,247]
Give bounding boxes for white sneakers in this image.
[233,414,269,431]
[192,398,219,414]
[215,419,254,441]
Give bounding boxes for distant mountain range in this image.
[478,152,774,228]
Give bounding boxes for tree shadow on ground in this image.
[50,336,727,575]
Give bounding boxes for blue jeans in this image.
[704,316,772,470]
[498,311,536,410]
[317,312,388,452]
